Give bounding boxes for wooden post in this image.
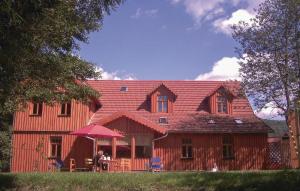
[112,137,116,159]
[131,136,135,159]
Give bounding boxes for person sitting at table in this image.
[101,153,109,170]
[93,150,104,172]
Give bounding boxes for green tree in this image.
[0,0,123,172]
[0,0,123,115]
[0,115,12,172]
[232,0,300,123]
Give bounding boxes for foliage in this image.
[0,0,123,115]
[232,0,300,121]
[1,170,300,191]
[0,115,12,172]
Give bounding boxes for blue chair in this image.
[149,157,163,172]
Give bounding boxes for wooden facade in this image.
[11,80,272,172]
[11,132,93,172]
[154,133,267,170]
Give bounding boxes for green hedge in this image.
[1,170,300,191]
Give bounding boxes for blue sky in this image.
[78,0,282,119]
[79,0,262,81]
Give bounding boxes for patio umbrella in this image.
[70,124,124,138]
[70,124,124,157]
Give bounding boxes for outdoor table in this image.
[98,159,118,172]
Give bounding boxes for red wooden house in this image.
[11,80,270,172]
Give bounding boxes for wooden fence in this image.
[266,139,291,169]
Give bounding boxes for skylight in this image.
[235,119,243,124]
[208,119,215,124]
[159,117,168,124]
[120,86,128,92]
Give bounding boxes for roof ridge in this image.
[87,79,240,82]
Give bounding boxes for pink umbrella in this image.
[70,124,123,138]
[70,124,124,157]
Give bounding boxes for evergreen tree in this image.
[0,0,123,114]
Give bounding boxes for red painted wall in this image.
[11,132,93,172]
[13,100,92,132]
[154,133,268,171]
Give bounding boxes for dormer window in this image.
[60,102,71,116]
[157,96,168,113]
[149,83,176,113]
[159,117,168,124]
[217,95,228,113]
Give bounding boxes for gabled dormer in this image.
[208,85,235,115]
[148,83,176,113]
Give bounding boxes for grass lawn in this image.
[1,170,300,191]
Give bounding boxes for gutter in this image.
[151,131,169,157]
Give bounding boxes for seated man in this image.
[101,153,110,170]
[93,150,104,171]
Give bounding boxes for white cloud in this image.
[213,9,254,35]
[95,66,136,80]
[195,56,241,81]
[131,8,158,19]
[170,0,263,34]
[131,8,142,19]
[255,102,285,120]
[173,0,225,22]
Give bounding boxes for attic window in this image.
[208,119,215,124]
[159,117,168,124]
[120,86,128,92]
[234,119,243,124]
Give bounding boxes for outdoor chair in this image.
[149,157,163,172]
[69,158,76,172]
[84,158,94,171]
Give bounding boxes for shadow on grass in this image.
[1,170,300,191]
[166,170,300,191]
[0,173,17,191]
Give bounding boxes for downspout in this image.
[152,131,169,157]
[87,112,97,156]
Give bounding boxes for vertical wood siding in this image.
[11,132,93,172]
[12,131,268,171]
[13,100,91,132]
[154,133,268,171]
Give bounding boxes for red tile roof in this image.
[148,83,177,97]
[87,80,269,134]
[96,111,166,134]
